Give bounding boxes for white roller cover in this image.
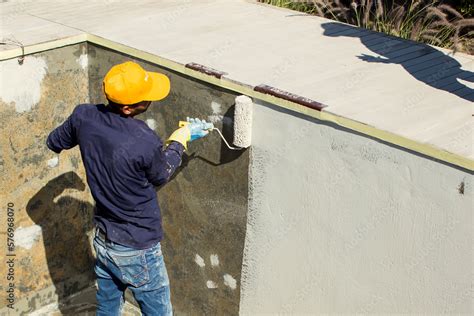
[233,95,253,148]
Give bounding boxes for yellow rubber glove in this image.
[166,125,191,150]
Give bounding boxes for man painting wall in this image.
[46,61,209,315]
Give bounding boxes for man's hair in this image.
[107,100,123,108]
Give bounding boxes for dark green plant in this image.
[459,0,473,17]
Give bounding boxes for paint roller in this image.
[179,95,253,150]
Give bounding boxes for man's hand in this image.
[186,118,213,141]
[166,117,213,150]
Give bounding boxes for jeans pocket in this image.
[109,250,150,288]
[144,246,170,290]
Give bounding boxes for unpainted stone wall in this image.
[0,43,95,314]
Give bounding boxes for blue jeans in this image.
[93,228,173,315]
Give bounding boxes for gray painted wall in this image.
[240,100,473,314]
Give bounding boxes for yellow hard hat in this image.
[103,61,170,105]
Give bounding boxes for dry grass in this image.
[258,0,474,54]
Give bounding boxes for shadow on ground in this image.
[321,22,473,102]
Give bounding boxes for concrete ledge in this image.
[0,34,87,61]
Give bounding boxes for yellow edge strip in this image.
[1,34,472,171]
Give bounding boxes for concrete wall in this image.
[239,101,473,314]
[0,43,95,314]
[88,44,249,315]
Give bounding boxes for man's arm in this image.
[145,118,210,186]
[46,108,79,153]
[144,141,185,186]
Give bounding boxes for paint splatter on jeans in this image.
[93,229,172,315]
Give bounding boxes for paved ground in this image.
[1,0,472,165]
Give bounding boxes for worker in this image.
[46,61,209,315]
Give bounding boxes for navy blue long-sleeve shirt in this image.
[46,103,184,249]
